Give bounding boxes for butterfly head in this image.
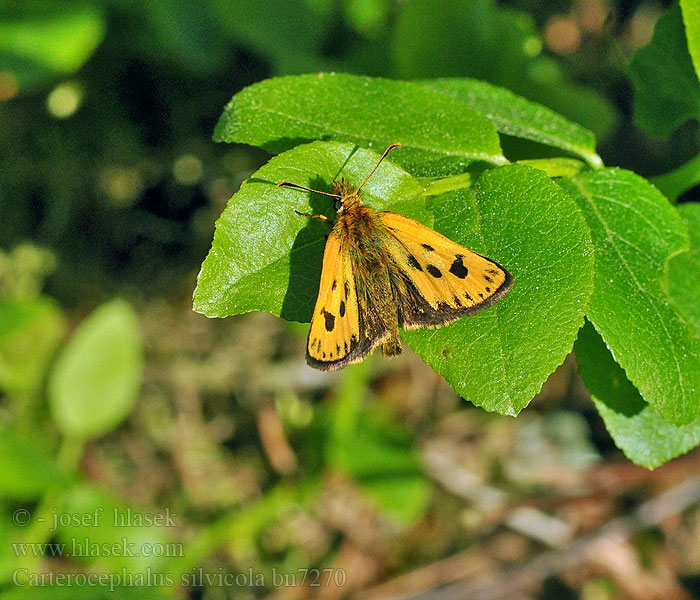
[276,143,401,213]
[331,177,361,212]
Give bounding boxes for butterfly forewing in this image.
[379,211,512,328]
[306,229,365,370]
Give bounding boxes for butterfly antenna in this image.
[276,181,341,198]
[354,143,402,195]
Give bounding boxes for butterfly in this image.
[277,143,513,371]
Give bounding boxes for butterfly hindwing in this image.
[306,229,370,371]
[378,211,513,328]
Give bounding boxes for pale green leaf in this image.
[48,300,143,439]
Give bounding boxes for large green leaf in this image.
[213,73,505,169]
[629,4,700,137]
[405,164,594,415]
[194,142,428,321]
[681,0,700,81]
[668,203,700,333]
[560,170,700,425]
[48,300,143,439]
[420,78,602,168]
[576,321,700,469]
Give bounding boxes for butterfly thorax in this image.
[333,201,385,262]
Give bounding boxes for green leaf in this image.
[213,73,505,169]
[421,78,602,167]
[668,203,700,333]
[0,297,65,397]
[194,141,428,321]
[0,1,105,92]
[405,164,594,415]
[48,300,143,439]
[629,4,700,137]
[560,170,700,425]
[0,427,60,500]
[681,0,700,80]
[575,320,700,469]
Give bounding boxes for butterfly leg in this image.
[294,210,332,223]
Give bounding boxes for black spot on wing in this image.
[427,264,442,278]
[421,243,434,251]
[344,281,350,299]
[332,279,337,290]
[408,254,423,270]
[323,310,335,332]
[449,255,468,279]
[484,274,493,282]
[339,300,346,317]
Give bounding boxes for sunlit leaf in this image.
[213,73,506,169]
[405,165,593,415]
[560,170,700,425]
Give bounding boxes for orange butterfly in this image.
[278,144,513,371]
